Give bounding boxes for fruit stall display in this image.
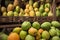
[0,21,60,40]
[0,0,60,40]
[0,0,54,23]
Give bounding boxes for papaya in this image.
[25,35,35,40]
[28,27,37,36]
[39,5,44,13]
[56,8,60,16]
[49,28,57,36]
[51,36,60,40]
[38,29,44,34]
[8,33,20,40]
[41,22,51,30]
[21,21,31,31]
[20,30,27,40]
[42,31,50,39]
[51,21,60,27]
[0,33,8,40]
[36,32,41,40]
[56,28,60,36]
[32,22,40,29]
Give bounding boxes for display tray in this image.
[0,16,54,24]
[56,0,60,3]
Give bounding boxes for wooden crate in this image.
[0,16,13,23]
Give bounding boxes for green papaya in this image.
[36,11,41,16]
[21,21,31,31]
[49,28,57,36]
[56,9,60,16]
[39,5,44,13]
[41,22,51,30]
[51,36,60,40]
[42,12,48,16]
[29,0,33,6]
[0,33,8,40]
[25,35,35,40]
[51,21,60,27]
[15,6,20,13]
[45,3,50,8]
[33,2,38,8]
[14,12,19,16]
[42,31,50,39]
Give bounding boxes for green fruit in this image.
[19,12,24,16]
[49,28,57,36]
[14,12,19,16]
[15,6,20,13]
[7,11,14,16]
[40,39,46,40]
[0,33,8,40]
[36,11,41,16]
[51,21,60,27]
[51,27,56,29]
[48,11,53,16]
[56,28,60,36]
[45,3,50,8]
[43,12,48,16]
[41,22,51,30]
[2,12,7,16]
[42,31,50,39]
[51,36,60,40]
[1,7,6,12]
[56,9,60,16]
[12,27,21,34]
[39,5,44,13]
[33,2,38,8]
[20,30,27,40]
[32,22,40,29]
[21,21,31,31]
[25,35,35,40]
[29,0,33,6]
